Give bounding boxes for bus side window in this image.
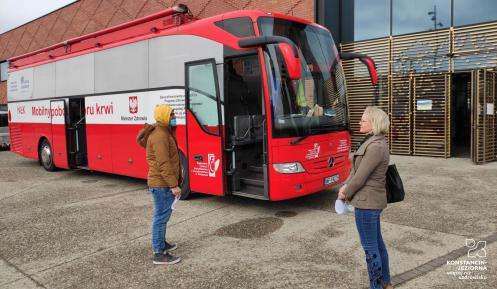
[0,112,7,127]
[187,61,220,136]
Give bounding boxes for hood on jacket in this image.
[154,104,173,127]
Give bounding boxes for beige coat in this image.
[345,135,390,209]
[146,125,180,188]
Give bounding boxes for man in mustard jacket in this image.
[147,104,182,265]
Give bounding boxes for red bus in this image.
[7,5,377,201]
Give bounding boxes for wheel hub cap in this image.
[41,146,51,167]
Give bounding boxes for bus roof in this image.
[8,7,321,71]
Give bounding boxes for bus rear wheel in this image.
[39,139,56,171]
[179,152,191,200]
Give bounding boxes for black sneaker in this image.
[165,241,177,252]
[153,253,181,265]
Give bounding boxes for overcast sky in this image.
[0,0,77,34]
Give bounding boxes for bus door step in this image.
[232,187,268,200]
[75,166,89,170]
[240,175,264,187]
[248,165,263,173]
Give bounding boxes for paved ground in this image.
[0,151,495,289]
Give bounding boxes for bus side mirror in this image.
[278,43,301,80]
[339,52,378,85]
[238,35,301,80]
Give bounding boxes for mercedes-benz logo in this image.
[328,157,335,167]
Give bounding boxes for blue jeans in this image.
[354,208,391,289]
[149,187,175,254]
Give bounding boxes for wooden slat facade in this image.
[472,70,497,164]
[341,21,497,163]
[340,38,389,149]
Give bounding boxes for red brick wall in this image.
[0,0,314,104]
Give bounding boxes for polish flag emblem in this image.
[129,96,138,114]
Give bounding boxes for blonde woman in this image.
[338,106,393,289]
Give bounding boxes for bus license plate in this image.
[324,174,339,186]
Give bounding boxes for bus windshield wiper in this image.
[290,123,348,145]
[290,134,309,145]
[290,117,314,145]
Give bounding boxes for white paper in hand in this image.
[171,196,180,210]
[335,199,354,215]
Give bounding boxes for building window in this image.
[0,61,8,82]
[393,0,450,35]
[345,0,390,42]
[454,0,497,26]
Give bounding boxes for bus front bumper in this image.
[268,165,351,201]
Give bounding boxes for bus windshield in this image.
[258,17,348,138]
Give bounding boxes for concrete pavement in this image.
[0,151,495,289]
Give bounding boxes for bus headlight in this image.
[273,162,305,174]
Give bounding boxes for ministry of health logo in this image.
[129,96,138,114]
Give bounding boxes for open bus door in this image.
[49,100,69,169]
[67,98,88,168]
[185,59,224,196]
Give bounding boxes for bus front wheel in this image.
[179,152,191,200]
[39,139,56,172]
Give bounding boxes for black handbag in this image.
[386,164,405,203]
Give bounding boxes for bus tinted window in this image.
[215,17,255,38]
[0,113,7,127]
